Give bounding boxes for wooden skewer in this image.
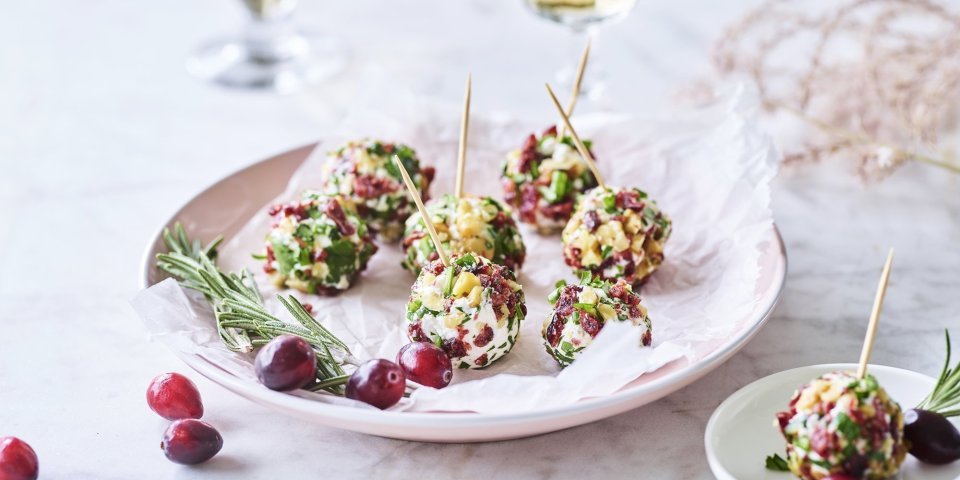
[856,248,895,379]
[393,155,450,267]
[454,74,472,198]
[558,39,591,139]
[545,83,605,187]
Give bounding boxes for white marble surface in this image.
[2,0,959,478]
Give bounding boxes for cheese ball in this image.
[562,185,672,286]
[776,371,907,479]
[405,253,526,369]
[322,139,435,242]
[401,194,526,275]
[543,278,651,367]
[263,192,378,295]
[501,125,598,234]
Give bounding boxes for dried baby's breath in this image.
[712,0,960,179]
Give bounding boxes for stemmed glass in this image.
[187,0,346,93]
[524,0,638,101]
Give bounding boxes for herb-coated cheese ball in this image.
[405,253,526,369]
[543,277,651,367]
[776,371,907,479]
[562,185,672,286]
[322,140,435,242]
[263,192,377,295]
[502,126,598,234]
[401,194,526,275]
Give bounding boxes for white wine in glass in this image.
[187,0,346,93]
[527,0,637,30]
[525,0,638,101]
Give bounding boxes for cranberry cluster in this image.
[146,373,223,465]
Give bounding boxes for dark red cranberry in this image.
[904,408,960,464]
[822,475,858,480]
[161,419,223,465]
[147,373,204,421]
[396,342,453,389]
[254,335,317,391]
[0,437,38,480]
[345,359,406,409]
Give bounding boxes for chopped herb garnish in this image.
[765,454,789,472]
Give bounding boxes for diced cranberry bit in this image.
[474,354,488,367]
[640,329,652,346]
[408,323,426,342]
[324,199,356,236]
[354,174,398,198]
[443,338,469,359]
[584,210,601,232]
[554,285,582,318]
[545,314,565,348]
[616,190,646,211]
[810,428,835,458]
[541,199,574,220]
[580,312,603,337]
[424,260,445,276]
[263,246,277,274]
[542,125,558,137]
[473,325,494,347]
[501,178,518,206]
[776,411,792,430]
[519,183,540,224]
[518,134,539,174]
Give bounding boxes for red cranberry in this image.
[161,419,223,465]
[0,437,38,480]
[904,408,960,464]
[396,342,453,389]
[345,359,406,409]
[254,335,317,391]
[146,373,203,421]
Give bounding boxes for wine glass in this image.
[187,0,346,93]
[524,0,638,102]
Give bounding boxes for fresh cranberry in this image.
[146,373,203,421]
[161,419,223,465]
[396,342,453,389]
[345,359,406,409]
[904,408,960,464]
[254,335,317,391]
[0,437,38,480]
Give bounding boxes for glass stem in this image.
[242,6,299,63]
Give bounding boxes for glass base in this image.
[187,31,346,93]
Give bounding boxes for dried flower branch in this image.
[712,0,960,179]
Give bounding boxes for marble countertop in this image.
[2,0,958,478]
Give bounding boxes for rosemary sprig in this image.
[156,223,356,394]
[917,329,960,417]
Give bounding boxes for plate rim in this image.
[703,363,936,480]
[138,144,788,436]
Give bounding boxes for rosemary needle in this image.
[156,223,355,394]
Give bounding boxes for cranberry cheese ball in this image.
[562,185,672,286]
[405,254,526,369]
[322,140,435,242]
[543,278,651,367]
[501,126,598,234]
[401,194,525,275]
[776,371,907,479]
[263,192,377,295]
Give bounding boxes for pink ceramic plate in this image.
[140,144,788,442]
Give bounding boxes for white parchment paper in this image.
[132,84,778,414]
